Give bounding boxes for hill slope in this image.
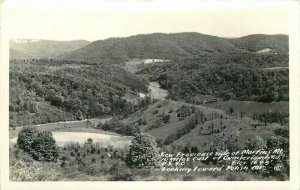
[60,33,288,64]
[9,49,32,60]
[9,59,147,127]
[59,33,245,63]
[10,39,90,59]
[227,34,288,53]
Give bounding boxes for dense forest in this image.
[175,53,288,68]
[137,56,289,103]
[59,33,288,64]
[9,59,148,127]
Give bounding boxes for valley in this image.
[9,32,289,181]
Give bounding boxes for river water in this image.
[149,82,168,100]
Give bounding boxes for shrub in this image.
[10,159,62,181]
[245,136,267,150]
[50,95,64,107]
[162,114,171,123]
[109,161,135,181]
[126,133,160,169]
[86,138,93,144]
[141,118,147,125]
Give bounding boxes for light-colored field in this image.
[9,118,112,139]
[123,59,169,73]
[10,131,132,148]
[256,48,273,53]
[9,117,133,148]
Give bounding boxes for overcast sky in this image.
[3,0,289,41]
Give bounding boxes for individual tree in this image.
[17,127,59,161]
[50,95,64,107]
[191,146,199,153]
[30,131,60,161]
[86,138,93,144]
[229,106,234,115]
[182,146,190,153]
[126,133,160,169]
[17,127,39,153]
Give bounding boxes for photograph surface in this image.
[4,0,292,182]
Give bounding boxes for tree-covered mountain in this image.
[227,34,288,53]
[59,33,288,64]
[10,39,90,59]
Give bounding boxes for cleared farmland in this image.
[204,100,289,116]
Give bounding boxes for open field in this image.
[204,100,289,116]
[10,131,132,148]
[9,118,112,139]
[9,117,133,149]
[123,59,169,73]
[170,117,286,151]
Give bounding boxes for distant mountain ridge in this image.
[10,33,288,62]
[10,39,90,59]
[59,32,288,64]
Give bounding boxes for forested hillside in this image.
[228,34,288,53]
[9,59,148,127]
[176,53,288,68]
[137,59,289,103]
[60,33,288,64]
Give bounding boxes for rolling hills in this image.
[59,32,288,64]
[9,39,90,59]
